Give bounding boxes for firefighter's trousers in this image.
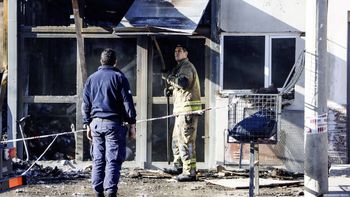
[172,114,198,175]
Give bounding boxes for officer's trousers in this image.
[90,119,126,194]
[172,114,198,175]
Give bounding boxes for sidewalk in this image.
[325,164,350,196]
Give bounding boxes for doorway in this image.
[148,36,207,167]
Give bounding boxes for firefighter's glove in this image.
[166,75,175,85]
[164,88,173,97]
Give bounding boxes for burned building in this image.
[0,0,349,173]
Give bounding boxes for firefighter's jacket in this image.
[167,58,202,114]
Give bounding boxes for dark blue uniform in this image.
[82,65,136,194]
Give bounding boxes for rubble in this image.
[12,160,91,184]
[4,162,307,196]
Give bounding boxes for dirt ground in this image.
[0,161,304,197]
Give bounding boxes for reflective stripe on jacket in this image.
[170,59,202,114]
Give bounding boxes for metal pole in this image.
[254,144,259,195]
[8,0,18,150]
[304,0,329,196]
[151,36,171,164]
[166,95,171,164]
[239,143,243,168]
[249,142,255,197]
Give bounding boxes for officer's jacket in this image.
[82,65,136,125]
[168,58,202,114]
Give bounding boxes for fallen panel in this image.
[205,178,302,189]
[115,0,209,34]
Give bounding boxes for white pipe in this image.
[7,0,17,149]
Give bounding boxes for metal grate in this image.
[227,93,282,144]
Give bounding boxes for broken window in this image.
[221,35,296,90]
[23,38,77,96]
[19,0,72,26]
[24,103,76,160]
[18,0,135,27]
[85,38,137,95]
[83,0,134,27]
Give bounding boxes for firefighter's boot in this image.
[176,173,197,182]
[176,170,197,182]
[163,166,183,175]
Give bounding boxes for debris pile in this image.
[123,168,172,179]
[12,160,91,184]
[122,165,303,183]
[23,115,75,160]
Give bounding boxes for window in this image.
[271,38,296,87]
[25,103,76,160]
[19,0,72,26]
[85,38,137,96]
[24,38,77,96]
[221,35,296,91]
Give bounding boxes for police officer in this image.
[164,45,201,182]
[82,48,136,197]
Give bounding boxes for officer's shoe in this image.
[95,192,104,197]
[163,166,183,175]
[176,174,197,182]
[106,192,117,197]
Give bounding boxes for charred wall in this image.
[19,0,72,26]
[18,0,134,27]
[0,1,3,65]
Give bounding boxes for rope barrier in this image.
[0,105,229,144]
[1,105,229,175]
[21,135,58,176]
[0,129,85,144]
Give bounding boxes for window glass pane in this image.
[271,38,296,87]
[24,103,76,160]
[85,38,137,96]
[24,38,77,95]
[152,37,205,97]
[84,0,133,27]
[19,0,72,26]
[151,104,204,162]
[223,36,265,90]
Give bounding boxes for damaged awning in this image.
[114,0,210,35]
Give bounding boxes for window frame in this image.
[220,33,300,93]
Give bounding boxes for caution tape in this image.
[0,129,85,144]
[21,135,58,176]
[0,106,229,144]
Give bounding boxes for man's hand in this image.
[166,75,175,85]
[86,125,92,141]
[164,88,173,97]
[128,124,136,140]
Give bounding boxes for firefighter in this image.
[163,44,202,182]
[82,48,137,197]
